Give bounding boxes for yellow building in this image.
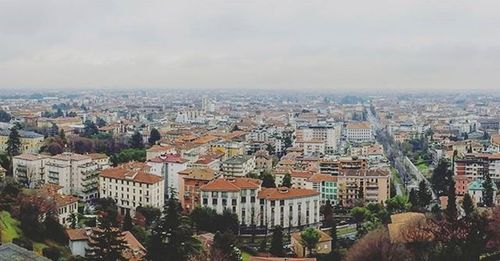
[0,129,44,154]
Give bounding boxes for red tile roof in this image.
[258,187,320,200]
[308,173,337,183]
[200,177,261,192]
[100,162,163,184]
[149,153,188,164]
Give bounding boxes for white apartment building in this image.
[295,124,341,155]
[45,153,100,201]
[221,155,256,177]
[147,154,188,197]
[13,152,104,201]
[99,162,165,216]
[345,122,373,143]
[13,153,49,188]
[200,177,321,230]
[38,184,79,227]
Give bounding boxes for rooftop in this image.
[100,162,163,184]
[200,177,261,192]
[258,187,320,200]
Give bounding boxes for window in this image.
[241,196,246,203]
[212,198,218,205]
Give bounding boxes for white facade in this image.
[147,154,188,197]
[13,154,48,188]
[221,156,256,177]
[100,165,165,215]
[346,122,373,143]
[200,177,321,229]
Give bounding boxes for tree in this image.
[211,230,241,261]
[96,117,107,127]
[385,195,410,214]
[50,123,59,137]
[148,128,161,146]
[300,228,320,257]
[281,173,292,188]
[146,191,201,261]
[261,173,276,188]
[87,213,127,261]
[321,200,337,246]
[82,120,99,137]
[462,193,475,218]
[409,189,418,208]
[417,180,432,208]
[351,207,371,234]
[130,131,144,149]
[446,178,457,221]
[0,110,12,122]
[46,142,64,155]
[135,206,162,228]
[6,126,21,157]
[431,159,453,196]
[43,246,61,261]
[483,172,494,207]
[68,212,78,229]
[59,129,67,144]
[269,225,284,257]
[122,211,133,231]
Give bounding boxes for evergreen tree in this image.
[446,178,457,221]
[483,172,494,207]
[431,159,453,196]
[88,213,127,261]
[82,120,99,137]
[462,193,475,217]
[130,131,144,149]
[148,128,161,146]
[59,129,67,144]
[50,123,59,137]
[122,211,133,231]
[146,191,200,261]
[0,110,12,122]
[269,225,284,257]
[281,173,292,187]
[417,180,432,207]
[321,200,337,247]
[6,126,21,157]
[261,173,276,188]
[211,230,241,261]
[409,188,418,208]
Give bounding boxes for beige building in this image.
[337,168,390,206]
[99,162,165,216]
[221,155,256,177]
[345,122,373,143]
[0,128,44,154]
[291,229,332,257]
[37,184,79,227]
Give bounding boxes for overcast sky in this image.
[0,0,499,93]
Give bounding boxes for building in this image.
[87,153,111,169]
[291,229,332,257]
[221,155,256,177]
[319,157,368,176]
[307,173,338,204]
[37,184,79,227]
[454,153,500,196]
[178,167,217,212]
[146,145,176,160]
[295,124,341,155]
[67,228,146,260]
[345,122,373,143]
[274,170,314,189]
[147,154,188,197]
[99,162,165,215]
[337,168,391,206]
[0,243,50,261]
[200,177,321,230]
[468,179,498,206]
[254,150,273,172]
[0,128,44,154]
[210,140,245,157]
[44,153,100,201]
[13,153,49,188]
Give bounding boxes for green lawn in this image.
[416,159,430,176]
[0,211,22,243]
[337,226,356,236]
[242,251,252,261]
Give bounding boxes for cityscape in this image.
[1,1,500,261]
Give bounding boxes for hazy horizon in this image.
[1,1,500,92]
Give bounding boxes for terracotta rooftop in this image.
[178,167,216,181]
[66,228,88,241]
[149,153,188,164]
[308,173,337,183]
[258,187,320,200]
[341,168,389,177]
[37,184,78,208]
[100,162,163,184]
[51,152,91,161]
[200,177,261,192]
[346,122,371,129]
[147,145,175,153]
[290,171,314,179]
